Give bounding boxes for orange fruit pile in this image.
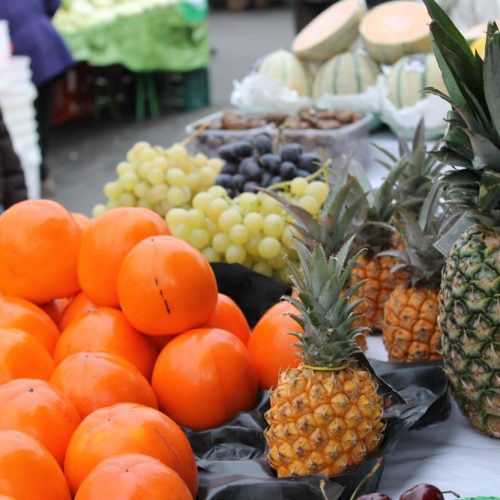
[0,199,303,498]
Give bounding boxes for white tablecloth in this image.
[363,133,500,497]
[367,336,500,498]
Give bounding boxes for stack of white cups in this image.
[0,20,41,198]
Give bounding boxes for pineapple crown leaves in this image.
[423,0,500,227]
[263,174,369,260]
[284,237,368,370]
[371,120,444,220]
[379,184,449,288]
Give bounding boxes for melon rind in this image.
[312,51,380,100]
[360,1,432,65]
[257,49,309,96]
[387,54,447,108]
[292,0,366,62]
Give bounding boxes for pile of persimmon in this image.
[0,199,301,499]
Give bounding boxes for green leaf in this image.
[462,129,500,171]
[424,0,476,65]
[479,170,500,212]
[484,26,500,137]
[412,118,426,153]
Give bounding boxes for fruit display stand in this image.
[53,0,211,117]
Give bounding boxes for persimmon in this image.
[41,298,72,326]
[152,328,257,430]
[0,329,54,384]
[0,379,80,466]
[59,291,96,331]
[0,430,71,500]
[50,352,158,418]
[0,295,60,354]
[0,199,82,303]
[117,236,218,336]
[78,207,170,308]
[64,403,198,497]
[247,301,302,389]
[54,307,157,379]
[72,212,91,232]
[74,453,193,500]
[204,293,250,344]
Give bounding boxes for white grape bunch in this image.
[93,141,223,218]
[165,177,329,282]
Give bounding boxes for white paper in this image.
[315,84,383,115]
[377,75,450,140]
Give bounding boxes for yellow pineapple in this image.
[351,121,443,333]
[264,240,385,477]
[382,188,448,362]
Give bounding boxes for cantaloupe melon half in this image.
[360,1,432,65]
[292,0,366,62]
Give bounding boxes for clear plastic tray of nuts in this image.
[185,110,372,164]
[185,112,275,158]
[278,115,372,165]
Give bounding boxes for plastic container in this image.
[278,114,372,164]
[185,111,275,157]
[186,111,372,164]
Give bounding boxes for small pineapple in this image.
[351,121,444,333]
[424,0,500,437]
[264,240,385,477]
[382,187,448,362]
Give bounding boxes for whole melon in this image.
[313,51,380,99]
[387,54,447,108]
[360,1,432,65]
[293,0,365,62]
[257,49,309,96]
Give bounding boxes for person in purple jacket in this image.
[0,0,74,194]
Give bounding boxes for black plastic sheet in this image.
[210,263,291,328]
[187,360,450,500]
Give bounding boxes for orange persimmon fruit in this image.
[50,351,158,418]
[117,236,218,336]
[71,212,91,233]
[247,301,302,389]
[58,291,96,331]
[0,329,54,384]
[0,199,82,303]
[78,207,170,308]
[152,328,257,430]
[0,295,60,355]
[64,403,198,497]
[0,378,80,466]
[0,430,71,500]
[54,307,157,379]
[204,293,250,344]
[74,453,193,500]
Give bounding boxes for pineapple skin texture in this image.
[383,285,442,362]
[440,226,500,438]
[264,365,385,478]
[351,255,408,333]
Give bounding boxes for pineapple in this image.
[265,240,385,477]
[351,121,445,333]
[424,0,500,437]
[382,187,449,362]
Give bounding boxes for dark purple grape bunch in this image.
[215,135,322,197]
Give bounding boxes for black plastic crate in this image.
[155,67,210,112]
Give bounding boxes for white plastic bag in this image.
[230,72,312,115]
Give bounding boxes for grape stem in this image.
[181,123,210,147]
